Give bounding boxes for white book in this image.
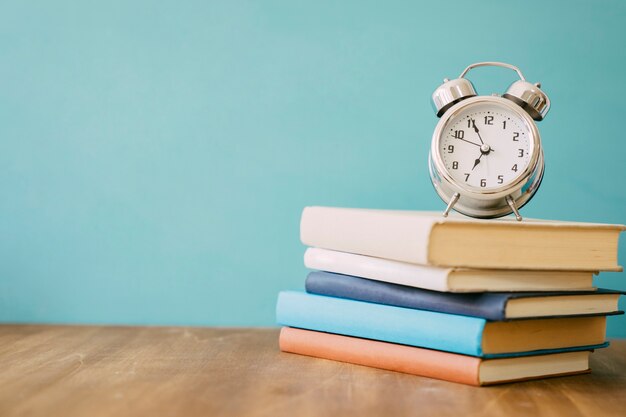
[300,206,625,271]
[304,248,596,292]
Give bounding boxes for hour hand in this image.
[472,155,482,170]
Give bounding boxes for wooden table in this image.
[0,326,624,417]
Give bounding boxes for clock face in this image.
[437,101,534,191]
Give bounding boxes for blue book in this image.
[305,271,624,321]
[276,291,609,358]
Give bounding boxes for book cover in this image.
[279,327,593,386]
[305,271,623,320]
[276,291,609,358]
[300,206,625,271]
[304,247,595,292]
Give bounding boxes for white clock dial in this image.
[438,102,533,190]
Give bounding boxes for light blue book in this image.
[276,291,609,358]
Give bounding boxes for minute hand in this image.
[471,119,485,144]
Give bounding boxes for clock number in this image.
[480,178,487,187]
[518,149,524,157]
[464,173,470,182]
[484,115,494,125]
[497,175,504,184]
[452,161,459,169]
[467,119,472,128]
[447,145,455,153]
[502,120,507,130]
[513,132,520,141]
[512,164,518,172]
[453,130,464,139]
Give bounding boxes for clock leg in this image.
[505,195,523,221]
[443,192,460,217]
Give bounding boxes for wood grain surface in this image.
[0,325,624,417]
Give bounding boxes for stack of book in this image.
[276,207,625,386]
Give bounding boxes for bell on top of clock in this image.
[432,78,477,117]
[503,80,550,121]
[432,62,550,121]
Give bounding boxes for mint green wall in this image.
[1,1,625,336]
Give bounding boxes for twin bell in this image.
[432,62,550,121]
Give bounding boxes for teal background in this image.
[1,1,625,336]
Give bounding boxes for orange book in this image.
[279,327,592,386]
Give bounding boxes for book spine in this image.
[276,291,486,357]
[300,206,435,265]
[304,247,453,292]
[305,271,506,320]
[279,327,481,386]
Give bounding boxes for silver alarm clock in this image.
[429,62,550,221]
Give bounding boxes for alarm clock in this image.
[429,62,550,221]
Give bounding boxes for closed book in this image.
[305,271,623,320]
[276,291,609,358]
[304,248,595,292]
[300,206,625,271]
[279,327,593,386]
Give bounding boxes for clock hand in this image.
[454,137,482,147]
[472,144,496,171]
[472,153,483,170]
[471,119,485,144]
